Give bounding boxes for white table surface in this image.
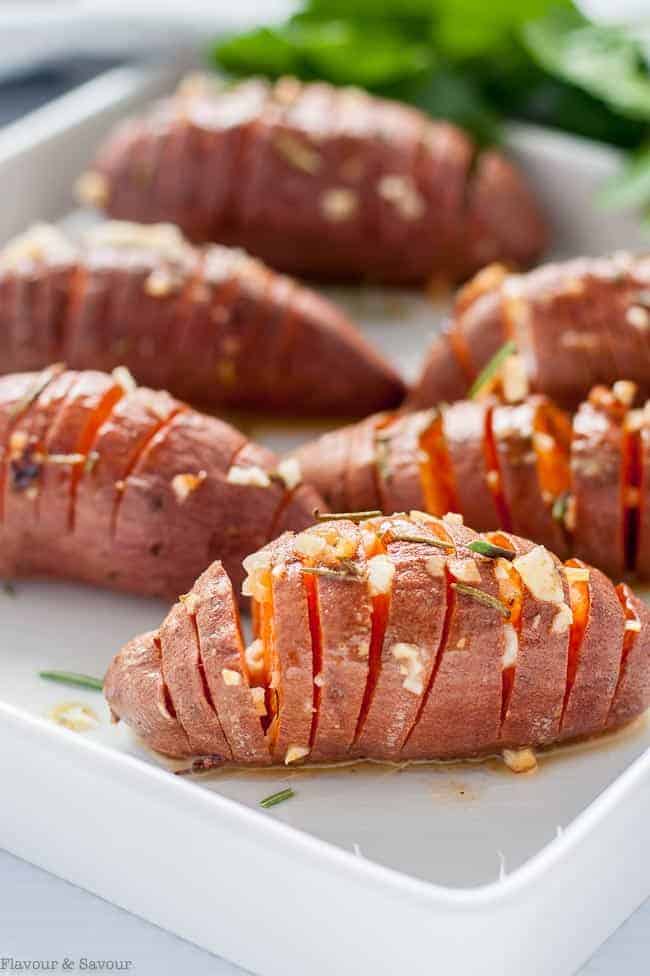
[0,846,647,975]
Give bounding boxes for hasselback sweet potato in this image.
[0,222,403,415]
[105,512,650,764]
[0,365,321,599]
[411,255,650,411]
[289,382,650,581]
[78,75,547,285]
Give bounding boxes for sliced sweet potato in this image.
[0,368,320,599]
[80,75,546,284]
[107,513,650,763]
[0,222,404,416]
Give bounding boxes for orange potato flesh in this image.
[419,413,458,517]
[623,423,641,571]
[533,402,572,503]
[303,572,322,749]
[353,532,389,745]
[564,558,590,710]
[486,531,520,722]
[612,582,639,704]
[483,406,512,531]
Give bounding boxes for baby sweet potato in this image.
[105,512,650,765]
[411,254,650,411]
[0,222,403,416]
[0,366,321,600]
[79,75,546,285]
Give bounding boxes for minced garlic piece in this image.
[377,175,425,220]
[76,170,109,207]
[112,365,137,392]
[625,618,642,633]
[250,686,267,716]
[391,643,424,695]
[1,223,78,268]
[425,554,445,578]
[50,702,99,733]
[226,464,271,488]
[321,187,358,221]
[501,353,529,403]
[314,671,325,687]
[533,431,555,454]
[448,557,481,584]
[274,457,302,490]
[503,748,537,774]
[222,668,242,686]
[293,531,327,559]
[85,221,191,264]
[274,134,321,173]
[367,554,395,596]
[502,623,518,669]
[443,512,464,525]
[564,566,590,584]
[512,546,563,604]
[179,591,199,615]
[613,380,637,406]
[270,669,280,690]
[627,305,650,331]
[171,470,207,503]
[242,550,272,601]
[486,469,500,490]
[285,745,310,765]
[551,602,573,634]
[244,638,266,677]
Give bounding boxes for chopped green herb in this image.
[468,539,515,560]
[452,582,510,618]
[468,341,517,399]
[260,787,295,809]
[552,491,570,523]
[39,670,104,691]
[313,509,382,522]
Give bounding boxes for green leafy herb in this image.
[468,340,517,399]
[389,531,454,550]
[468,539,515,560]
[39,670,104,691]
[524,8,650,122]
[260,787,295,808]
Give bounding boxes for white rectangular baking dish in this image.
[0,62,649,976]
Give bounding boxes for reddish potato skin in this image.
[192,562,270,765]
[402,521,504,761]
[607,586,650,730]
[560,566,624,741]
[83,76,546,285]
[0,224,404,417]
[571,399,626,580]
[104,632,192,759]
[442,400,500,532]
[0,368,319,600]
[492,400,568,557]
[107,515,650,763]
[499,536,570,748]
[412,254,650,412]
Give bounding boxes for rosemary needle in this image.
[468,340,517,399]
[260,788,295,809]
[468,539,515,560]
[39,670,104,691]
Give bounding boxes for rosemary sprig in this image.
[468,340,517,399]
[552,491,570,523]
[39,670,104,691]
[313,509,382,522]
[388,531,454,551]
[468,539,515,561]
[301,565,360,581]
[174,755,224,776]
[452,582,510,619]
[260,787,295,809]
